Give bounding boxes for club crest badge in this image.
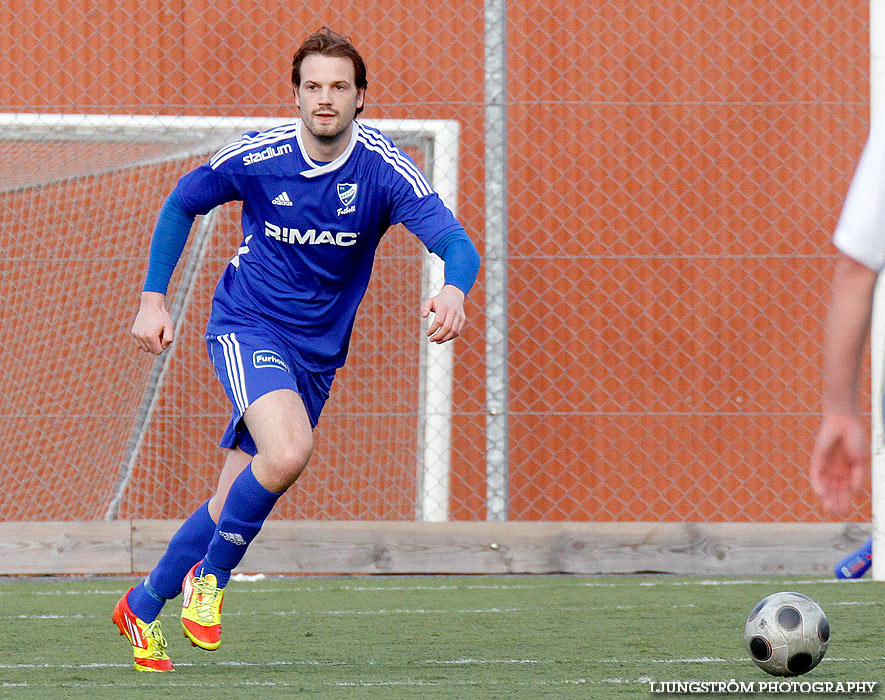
[337,182,357,206]
[336,183,357,215]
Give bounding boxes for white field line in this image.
[637,578,877,587]
[1,677,656,689]
[1,655,882,673]
[5,597,881,622]
[0,576,877,597]
[324,678,630,688]
[0,583,574,595]
[0,602,701,621]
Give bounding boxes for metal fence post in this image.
[485,0,509,521]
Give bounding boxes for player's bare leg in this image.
[183,389,313,650]
[244,388,314,493]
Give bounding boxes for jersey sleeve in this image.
[833,115,885,271]
[174,161,242,216]
[141,158,242,293]
[143,189,197,293]
[426,228,481,295]
[384,154,464,250]
[381,147,479,293]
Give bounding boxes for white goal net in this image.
[0,113,459,523]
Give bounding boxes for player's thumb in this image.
[420,298,433,318]
[161,321,174,349]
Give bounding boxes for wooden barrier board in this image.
[0,521,870,577]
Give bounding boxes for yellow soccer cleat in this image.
[112,588,174,672]
[181,562,224,650]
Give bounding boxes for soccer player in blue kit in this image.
[112,27,480,672]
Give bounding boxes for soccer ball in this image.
[744,591,829,676]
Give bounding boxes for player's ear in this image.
[356,87,365,111]
[292,86,301,110]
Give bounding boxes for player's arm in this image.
[131,189,196,354]
[381,142,480,342]
[421,228,481,343]
[132,164,240,355]
[810,252,878,514]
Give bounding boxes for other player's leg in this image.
[835,536,873,579]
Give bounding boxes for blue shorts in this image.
[205,329,335,456]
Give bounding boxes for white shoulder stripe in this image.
[209,124,280,163]
[358,126,433,196]
[357,136,433,198]
[209,123,295,165]
[358,135,427,198]
[210,124,299,170]
[210,123,296,164]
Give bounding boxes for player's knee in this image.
[258,439,312,490]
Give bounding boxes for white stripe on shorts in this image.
[218,333,249,415]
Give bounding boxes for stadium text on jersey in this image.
[242,143,293,166]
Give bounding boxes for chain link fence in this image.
[0,0,871,523]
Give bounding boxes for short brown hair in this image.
[291,27,368,114]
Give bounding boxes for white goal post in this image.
[1,112,459,523]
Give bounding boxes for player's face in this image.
[295,54,365,146]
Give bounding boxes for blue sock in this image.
[127,499,216,622]
[198,465,282,589]
[835,536,873,579]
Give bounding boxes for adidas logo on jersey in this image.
[272,191,293,206]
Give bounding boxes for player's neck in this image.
[300,122,354,163]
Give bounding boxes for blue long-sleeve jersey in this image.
[145,119,480,372]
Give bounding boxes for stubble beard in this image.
[304,110,355,146]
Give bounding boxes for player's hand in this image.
[131,291,174,355]
[420,284,466,344]
[809,414,870,515]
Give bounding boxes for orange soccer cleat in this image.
[112,588,174,672]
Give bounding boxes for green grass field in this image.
[0,574,881,699]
